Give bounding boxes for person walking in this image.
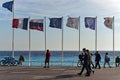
[78,48,90,76]
[44,49,51,68]
[18,54,24,65]
[115,56,120,67]
[87,49,94,74]
[103,52,111,68]
[78,52,84,65]
[95,51,101,69]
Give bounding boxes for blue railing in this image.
[20,60,116,67]
[0,57,116,67]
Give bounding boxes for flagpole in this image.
[95,16,97,52]
[29,17,31,66]
[44,17,47,63]
[113,16,115,65]
[62,17,64,66]
[79,16,80,54]
[12,0,14,58]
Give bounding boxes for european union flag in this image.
[85,17,96,30]
[2,1,13,12]
[49,18,62,29]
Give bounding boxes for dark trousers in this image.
[79,64,90,75]
[116,63,120,67]
[44,59,50,68]
[103,62,111,68]
[91,62,95,68]
[95,61,101,69]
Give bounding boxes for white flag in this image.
[66,17,79,29]
[104,17,113,29]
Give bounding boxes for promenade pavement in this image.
[0,66,120,80]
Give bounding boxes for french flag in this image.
[29,19,43,31]
[12,18,28,30]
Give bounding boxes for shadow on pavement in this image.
[38,74,78,80]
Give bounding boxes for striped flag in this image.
[66,17,79,30]
[30,19,44,31]
[12,18,28,30]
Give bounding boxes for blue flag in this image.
[2,1,13,12]
[49,18,62,29]
[85,17,96,30]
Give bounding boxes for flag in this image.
[2,1,13,12]
[85,17,96,30]
[104,17,113,29]
[49,18,62,29]
[66,17,79,29]
[12,18,28,30]
[30,19,44,31]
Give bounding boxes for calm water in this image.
[0,51,119,67]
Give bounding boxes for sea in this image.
[0,51,119,67]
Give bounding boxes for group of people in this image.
[78,48,94,76]
[43,49,117,70]
[18,49,120,77]
[95,51,111,68]
[78,48,112,77]
[17,49,51,67]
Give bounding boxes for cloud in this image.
[14,0,82,17]
[1,0,120,17]
[1,0,120,20]
[86,0,120,15]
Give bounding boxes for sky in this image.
[1,0,120,51]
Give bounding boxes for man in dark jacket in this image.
[95,51,101,69]
[115,56,120,67]
[78,48,90,76]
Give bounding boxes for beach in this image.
[0,66,119,80]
